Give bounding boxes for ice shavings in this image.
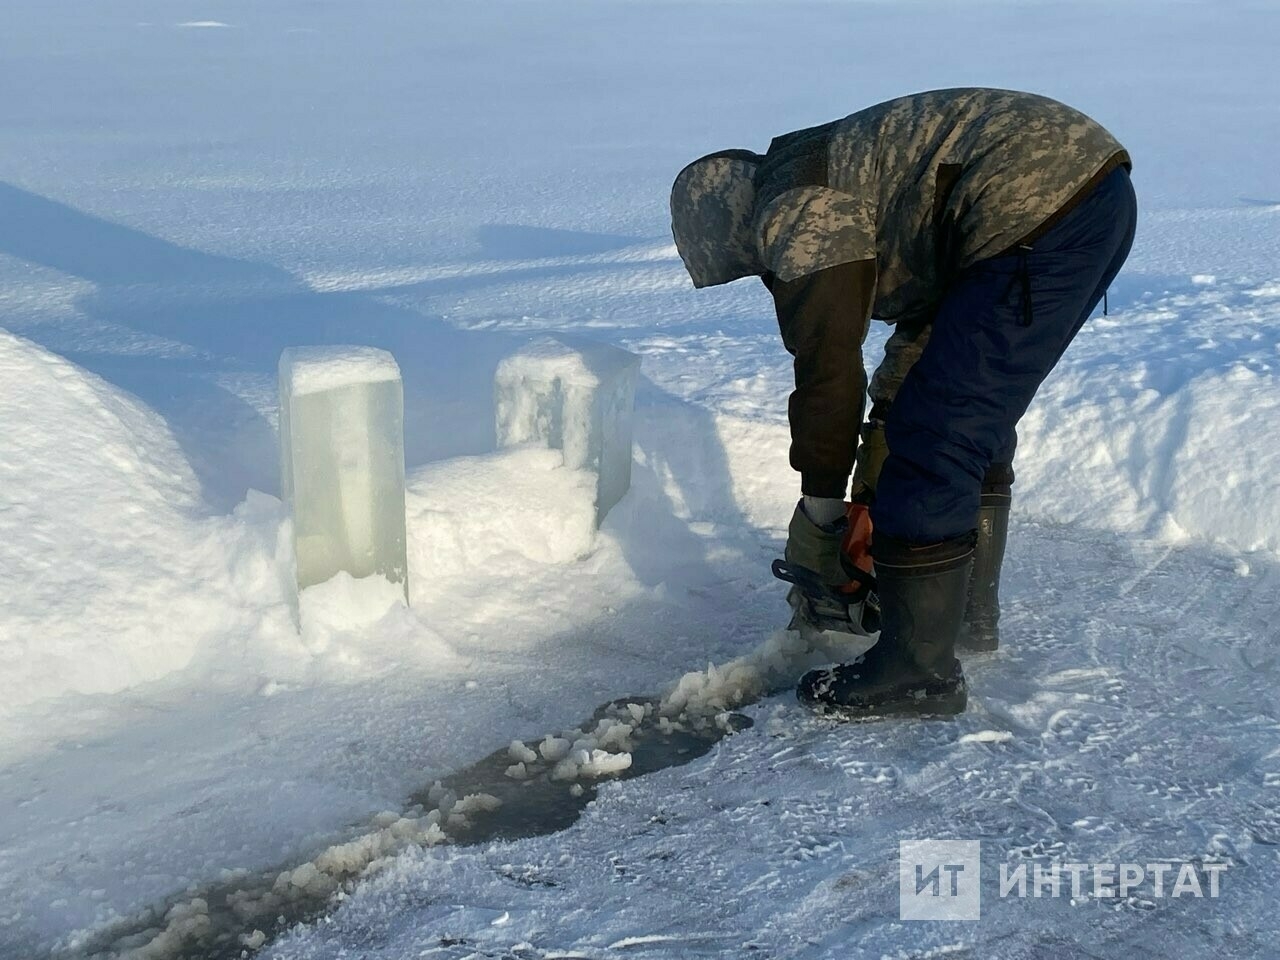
[579,749,634,777]
[109,785,504,960]
[494,631,835,791]
[524,719,641,784]
[538,735,572,762]
[494,626,863,796]
[659,628,872,722]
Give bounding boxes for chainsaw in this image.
[772,500,881,639]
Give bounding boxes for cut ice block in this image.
[279,346,408,597]
[494,336,640,525]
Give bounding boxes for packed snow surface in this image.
[1,0,1278,957]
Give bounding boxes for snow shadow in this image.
[0,183,288,288]
[0,182,516,509]
[0,182,761,588]
[0,185,734,518]
[473,224,647,260]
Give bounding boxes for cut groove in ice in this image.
[494,336,640,526]
[279,346,409,597]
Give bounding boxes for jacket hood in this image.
[669,149,764,288]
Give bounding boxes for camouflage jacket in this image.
[671,88,1130,497]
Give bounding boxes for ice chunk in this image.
[538,735,571,762]
[508,739,538,764]
[433,789,458,817]
[579,749,633,777]
[550,757,580,781]
[240,930,267,950]
[494,336,640,525]
[454,792,503,815]
[596,720,633,750]
[279,346,408,596]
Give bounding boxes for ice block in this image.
[494,337,640,525]
[279,346,408,597]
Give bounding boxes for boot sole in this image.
[957,624,999,653]
[800,685,968,720]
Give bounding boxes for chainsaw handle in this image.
[771,558,823,593]
[771,558,875,603]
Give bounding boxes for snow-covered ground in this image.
[1,1,1278,957]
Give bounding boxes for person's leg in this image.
[800,167,1137,716]
[958,180,1137,654]
[872,167,1137,545]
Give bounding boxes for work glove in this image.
[785,499,852,588]
[850,419,889,502]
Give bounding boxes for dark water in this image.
[64,698,751,960]
[422,697,752,843]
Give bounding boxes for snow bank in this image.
[0,331,295,714]
[1016,278,1280,553]
[631,278,1280,558]
[0,334,606,723]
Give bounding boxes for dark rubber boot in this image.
[797,534,973,718]
[958,493,1010,653]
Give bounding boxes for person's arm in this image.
[755,181,878,505]
[855,317,933,496]
[868,317,932,414]
[769,259,877,500]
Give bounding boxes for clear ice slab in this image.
[494,336,640,526]
[279,346,408,597]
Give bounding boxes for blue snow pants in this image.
[871,166,1138,544]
